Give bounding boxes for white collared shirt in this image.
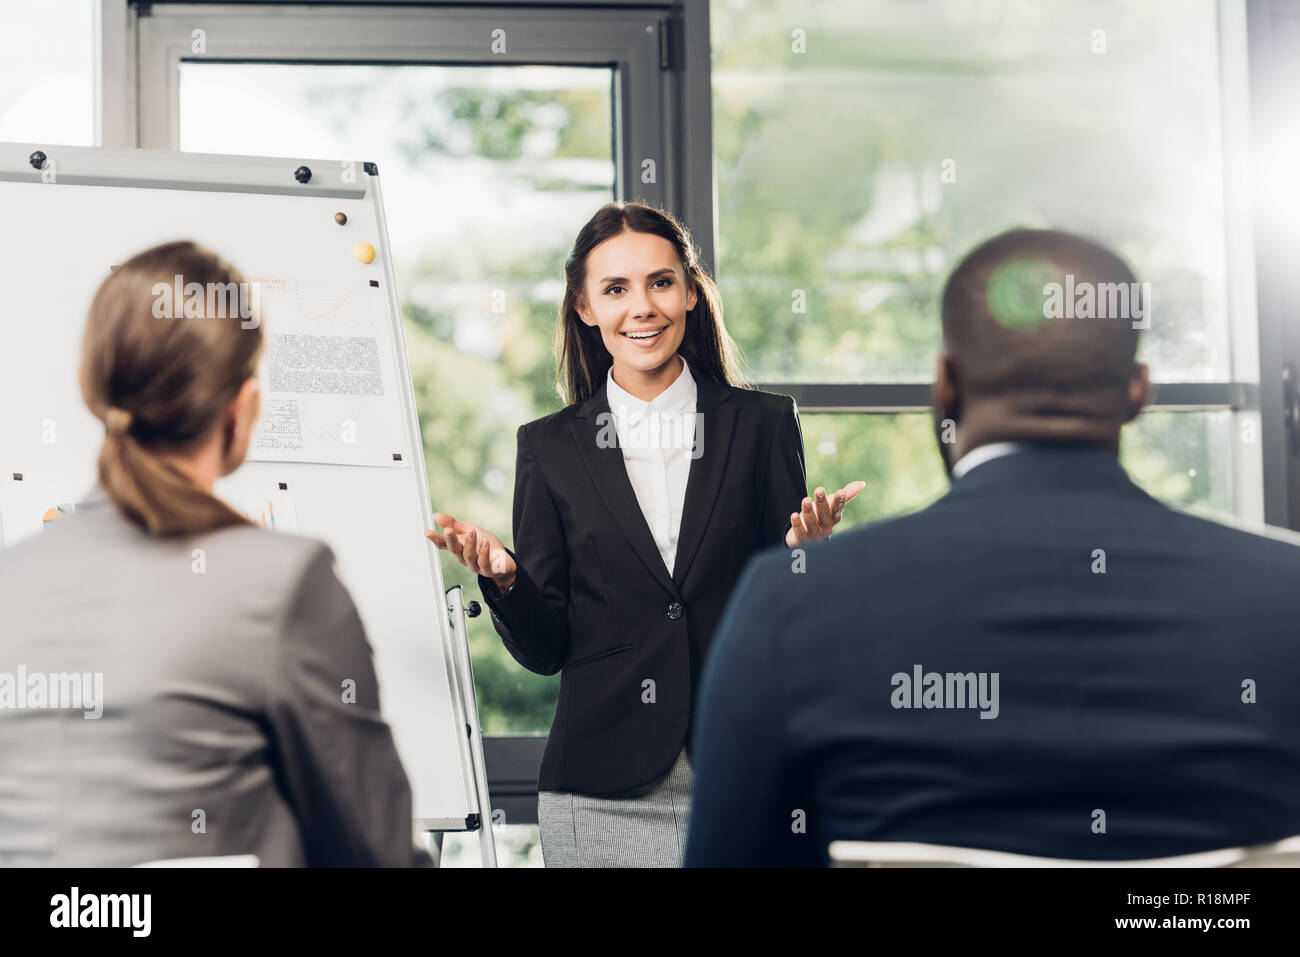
[606,356,698,575]
[950,441,1030,480]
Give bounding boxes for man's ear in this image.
[931,353,959,419]
[1125,363,1155,422]
[931,353,960,476]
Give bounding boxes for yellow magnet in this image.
[353,241,376,264]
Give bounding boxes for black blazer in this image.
[478,373,807,793]
[686,444,1300,865]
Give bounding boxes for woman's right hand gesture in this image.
[426,513,517,593]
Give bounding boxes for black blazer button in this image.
[667,601,684,620]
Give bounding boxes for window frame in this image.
[706,0,1281,530]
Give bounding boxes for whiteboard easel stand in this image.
[369,171,499,868]
[446,586,498,868]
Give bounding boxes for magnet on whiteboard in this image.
[354,241,376,264]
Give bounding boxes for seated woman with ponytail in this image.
[0,241,430,867]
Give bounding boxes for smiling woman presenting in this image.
[428,201,862,867]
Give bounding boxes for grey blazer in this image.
[0,484,430,867]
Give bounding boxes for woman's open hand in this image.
[427,513,517,592]
[785,482,866,547]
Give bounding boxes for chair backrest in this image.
[133,855,261,868]
[829,836,1300,868]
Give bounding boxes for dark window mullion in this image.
[758,382,1259,414]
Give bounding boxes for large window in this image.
[710,0,1259,523]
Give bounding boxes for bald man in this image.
[685,229,1300,867]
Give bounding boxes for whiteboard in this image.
[0,142,483,833]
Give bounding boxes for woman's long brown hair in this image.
[556,201,749,405]
[79,240,263,536]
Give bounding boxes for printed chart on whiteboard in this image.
[249,275,410,468]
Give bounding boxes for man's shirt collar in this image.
[950,441,1031,480]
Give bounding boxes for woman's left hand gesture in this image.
[785,482,866,546]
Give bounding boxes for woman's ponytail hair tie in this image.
[104,407,133,435]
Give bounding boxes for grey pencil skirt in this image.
[537,748,694,867]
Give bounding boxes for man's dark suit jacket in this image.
[685,443,1300,866]
[478,373,807,794]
